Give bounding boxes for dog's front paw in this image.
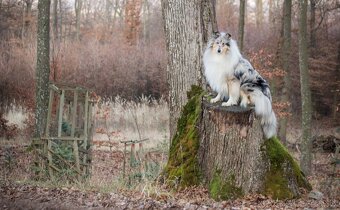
[222,100,237,107]
[210,97,220,103]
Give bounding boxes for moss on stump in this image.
[163,86,311,200]
[163,85,204,188]
[209,170,243,200]
[261,137,312,199]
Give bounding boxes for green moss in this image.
[209,170,243,201]
[262,137,312,199]
[164,85,204,188]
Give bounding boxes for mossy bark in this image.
[163,86,204,188]
[163,86,311,200]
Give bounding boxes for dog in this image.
[203,31,277,139]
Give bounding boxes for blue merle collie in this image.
[203,31,277,139]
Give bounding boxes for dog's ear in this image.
[213,31,220,39]
[226,33,232,39]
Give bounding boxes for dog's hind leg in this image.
[240,90,249,108]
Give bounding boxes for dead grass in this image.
[94,96,169,150]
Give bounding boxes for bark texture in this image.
[298,0,312,175]
[255,0,263,28]
[75,0,82,41]
[124,0,142,45]
[163,87,311,200]
[161,0,311,201]
[161,0,216,140]
[238,0,246,52]
[199,101,264,194]
[34,0,51,138]
[278,0,292,144]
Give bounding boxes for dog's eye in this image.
[226,43,230,47]
[222,43,225,46]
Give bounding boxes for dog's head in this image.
[208,31,232,55]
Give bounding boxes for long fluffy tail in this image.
[241,84,277,139]
[254,92,277,139]
[260,109,277,139]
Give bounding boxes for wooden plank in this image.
[58,90,65,137]
[47,139,54,180]
[71,91,78,137]
[48,149,82,175]
[83,91,89,175]
[71,90,81,180]
[45,89,54,138]
[41,137,85,141]
[73,139,81,180]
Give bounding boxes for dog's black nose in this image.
[217,49,221,53]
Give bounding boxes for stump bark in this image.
[199,100,265,197]
[164,86,311,200]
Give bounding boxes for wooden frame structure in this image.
[33,83,94,182]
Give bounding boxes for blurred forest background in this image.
[0,0,339,208]
[0,0,339,145]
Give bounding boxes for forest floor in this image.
[0,144,339,210]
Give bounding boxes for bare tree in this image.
[75,0,82,40]
[310,0,316,50]
[255,0,263,29]
[22,0,33,38]
[34,0,51,138]
[162,0,311,199]
[52,0,58,40]
[298,0,312,175]
[278,0,292,144]
[238,0,246,52]
[124,0,142,45]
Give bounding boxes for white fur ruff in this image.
[203,39,240,100]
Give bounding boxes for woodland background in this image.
[0,0,339,131]
[0,0,339,209]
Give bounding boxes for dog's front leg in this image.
[210,93,221,103]
[222,79,240,106]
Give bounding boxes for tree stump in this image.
[163,86,311,200]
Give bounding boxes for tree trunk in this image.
[238,0,246,52]
[22,0,33,38]
[309,0,316,52]
[255,0,263,29]
[59,0,63,41]
[124,0,142,45]
[163,87,311,200]
[34,0,51,138]
[161,0,216,140]
[333,44,340,125]
[268,0,274,31]
[142,0,150,43]
[52,0,58,41]
[278,0,292,144]
[298,0,312,175]
[161,0,311,200]
[199,99,311,200]
[106,0,112,28]
[75,0,82,41]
